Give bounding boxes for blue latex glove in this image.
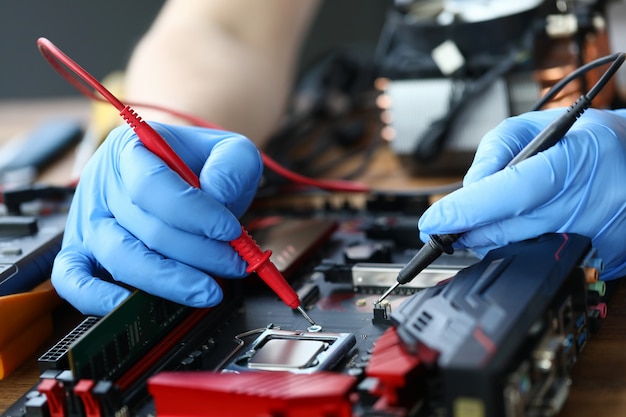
[419,108,626,280]
[52,122,263,316]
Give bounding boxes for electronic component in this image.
[67,291,193,381]
[392,233,600,417]
[149,371,357,417]
[2,184,75,215]
[364,326,422,408]
[0,216,38,237]
[222,328,356,374]
[372,301,392,325]
[2,225,606,417]
[0,212,66,296]
[65,285,241,385]
[246,217,338,278]
[37,316,100,372]
[317,261,466,294]
[351,263,456,293]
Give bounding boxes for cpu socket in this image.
[222,329,356,374]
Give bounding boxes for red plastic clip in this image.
[38,378,66,417]
[365,327,424,407]
[74,380,102,417]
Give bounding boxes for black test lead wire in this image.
[377,51,626,304]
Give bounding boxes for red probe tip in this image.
[230,227,300,309]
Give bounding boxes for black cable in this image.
[341,132,384,180]
[511,51,625,164]
[584,53,625,101]
[262,49,379,184]
[532,52,625,110]
[304,127,380,180]
[373,9,401,71]
[414,48,530,162]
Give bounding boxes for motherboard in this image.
[0,194,605,417]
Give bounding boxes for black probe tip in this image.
[377,233,460,303]
[397,241,443,284]
[397,233,460,285]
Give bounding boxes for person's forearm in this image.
[124,0,320,145]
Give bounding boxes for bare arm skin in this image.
[124,0,320,145]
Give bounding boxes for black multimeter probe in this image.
[377,52,625,304]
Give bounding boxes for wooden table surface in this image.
[1,98,625,416]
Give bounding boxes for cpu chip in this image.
[223,329,356,374]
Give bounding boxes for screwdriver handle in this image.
[230,226,300,309]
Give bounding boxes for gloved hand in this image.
[52,122,263,316]
[419,108,626,280]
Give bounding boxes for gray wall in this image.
[0,1,164,98]
[0,0,391,98]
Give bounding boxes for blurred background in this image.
[0,0,391,98]
[3,0,626,178]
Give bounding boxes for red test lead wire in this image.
[36,37,317,327]
[36,37,369,194]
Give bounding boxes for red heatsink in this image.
[149,371,357,417]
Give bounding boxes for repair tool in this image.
[36,38,317,327]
